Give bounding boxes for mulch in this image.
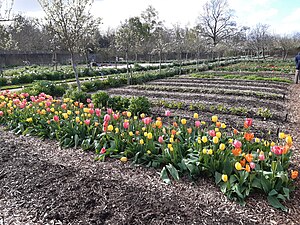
[1,84,300,225]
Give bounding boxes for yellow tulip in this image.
[203,148,207,154]
[221,123,226,129]
[286,135,293,145]
[75,117,80,123]
[215,128,219,132]
[208,149,213,155]
[129,131,134,136]
[107,125,114,132]
[202,136,208,143]
[26,118,33,123]
[62,113,68,119]
[219,143,225,151]
[221,174,228,182]
[193,113,199,119]
[255,138,260,143]
[120,157,128,162]
[147,132,153,139]
[212,136,219,144]
[140,113,145,118]
[235,162,243,171]
[181,118,187,125]
[216,132,221,138]
[127,111,132,117]
[147,150,151,155]
[115,128,119,133]
[279,132,285,139]
[211,115,218,123]
[140,139,144,145]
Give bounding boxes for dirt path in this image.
[0,85,300,224]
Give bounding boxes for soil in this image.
[1,85,300,224]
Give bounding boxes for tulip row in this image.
[0,90,298,210]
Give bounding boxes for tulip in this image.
[165,110,171,117]
[271,145,283,155]
[211,115,218,123]
[250,162,256,169]
[291,170,298,179]
[107,125,113,132]
[221,123,226,129]
[113,113,120,120]
[235,162,243,171]
[279,132,285,139]
[244,118,253,128]
[219,143,225,151]
[127,111,132,117]
[123,121,129,129]
[181,118,187,125]
[100,147,106,154]
[195,120,201,128]
[202,136,208,143]
[193,113,198,119]
[107,108,113,114]
[86,98,91,103]
[104,114,111,122]
[286,135,293,145]
[216,132,221,138]
[212,136,219,144]
[143,117,152,125]
[158,136,164,143]
[221,174,228,182]
[140,139,144,145]
[208,130,216,137]
[147,132,153,140]
[233,140,242,149]
[0,111,3,116]
[83,119,90,126]
[53,115,59,122]
[89,108,94,115]
[95,108,101,116]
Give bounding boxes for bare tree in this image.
[38,0,101,91]
[275,34,298,60]
[0,0,14,21]
[198,0,236,48]
[248,23,271,59]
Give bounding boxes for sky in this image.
[6,0,300,35]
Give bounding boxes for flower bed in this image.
[0,90,298,211]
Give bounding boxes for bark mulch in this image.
[0,85,300,225]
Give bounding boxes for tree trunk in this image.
[159,50,162,74]
[126,50,130,85]
[70,51,81,91]
[115,55,118,69]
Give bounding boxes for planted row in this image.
[0,90,297,211]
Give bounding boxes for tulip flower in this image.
[291,170,298,179]
[211,115,218,123]
[221,174,228,182]
[100,147,106,154]
[53,115,59,122]
[219,143,225,151]
[104,114,111,122]
[212,136,219,144]
[271,145,283,155]
[0,111,3,116]
[235,162,243,171]
[208,130,216,137]
[244,118,253,128]
[84,119,91,126]
[193,113,198,119]
[233,140,242,148]
[165,110,171,117]
[158,136,164,143]
[123,121,129,129]
[195,120,201,128]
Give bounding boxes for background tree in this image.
[198,0,236,47]
[0,0,14,21]
[248,23,271,59]
[38,0,101,91]
[275,34,298,60]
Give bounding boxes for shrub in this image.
[107,96,130,111]
[0,77,8,86]
[92,91,109,108]
[128,96,151,115]
[64,88,91,104]
[23,80,67,97]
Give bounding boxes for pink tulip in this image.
[208,130,216,137]
[233,140,242,148]
[53,115,59,122]
[271,146,283,155]
[46,108,51,112]
[100,147,106,154]
[61,103,67,110]
[87,98,91,103]
[104,114,111,122]
[113,113,120,120]
[95,108,101,117]
[158,136,164,143]
[84,119,91,126]
[88,103,94,108]
[45,101,51,107]
[143,117,152,125]
[165,110,171,117]
[244,118,253,128]
[258,153,265,161]
[250,162,256,169]
[0,111,3,116]
[195,120,201,128]
[107,108,113,114]
[123,121,129,129]
[89,108,94,114]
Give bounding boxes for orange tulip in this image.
[187,128,192,134]
[291,170,298,179]
[216,121,221,127]
[245,164,251,172]
[233,129,238,135]
[173,122,178,128]
[244,132,254,141]
[232,148,242,156]
[171,129,177,136]
[245,153,253,163]
[240,158,246,167]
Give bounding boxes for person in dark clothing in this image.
[295,52,300,84]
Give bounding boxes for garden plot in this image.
[106,74,291,138]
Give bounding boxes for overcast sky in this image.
[9,0,299,35]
